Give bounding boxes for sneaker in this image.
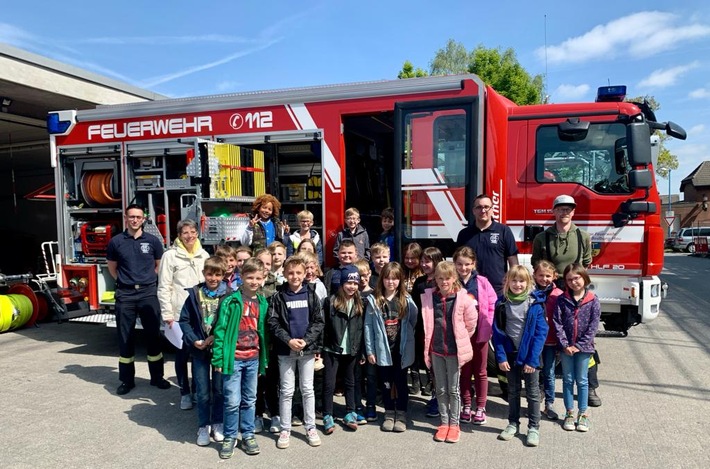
[269,416,282,433]
[498,423,518,441]
[242,436,260,455]
[460,406,472,423]
[365,406,377,422]
[562,411,576,431]
[543,404,558,421]
[473,408,487,425]
[433,424,449,442]
[291,415,303,426]
[526,427,540,447]
[445,425,460,443]
[211,423,224,442]
[276,430,290,449]
[196,425,211,446]
[180,394,194,410]
[588,388,602,407]
[425,397,440,418]
[323,414,335,434]
[219,437,235,459]
[306,427,321,447]
[254,416,264,434]
[576,413,590,432]
[343,412,359,430]
[355,411,367,425]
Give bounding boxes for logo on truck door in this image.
[229,111,273,130]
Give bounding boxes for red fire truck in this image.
[48,74,685,332]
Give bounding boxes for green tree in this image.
[468,46,544,105]
[397,60,428,79]
[429,39,470,75]
[626,95,678,178]
[402,39,544,105]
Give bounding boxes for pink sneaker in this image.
[472,408,487,425]
[459,406,472,423]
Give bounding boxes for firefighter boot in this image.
[148,353,171,389]
[117,357,136,394]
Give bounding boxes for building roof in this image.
[680,161,710,191]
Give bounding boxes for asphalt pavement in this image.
[0,253,708,468]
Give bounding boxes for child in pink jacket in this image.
[421,261,477,444]
[453,246,497,426]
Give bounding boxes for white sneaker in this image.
[277,430,290,449]
[180,394,194,410]
[211,423,224,442]
[196,425,211,446]
[269,416,282,433]
[306,427,321,447]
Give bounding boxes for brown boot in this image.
[393,411,407,432]
[381,410,395,432]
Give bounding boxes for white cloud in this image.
[689,88,710,99]
[552,84,590,102]
[76,34,259,46]
[538,11,710,64]
[668,141,710,182]
[637,62,699,88]
[688,124,706,136]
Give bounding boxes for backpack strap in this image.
[574,228,582,265]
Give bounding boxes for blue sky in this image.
[2,1,710,196]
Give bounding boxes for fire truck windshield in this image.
[536,122,632,194]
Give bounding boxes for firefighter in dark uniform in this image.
[107,204,170,395]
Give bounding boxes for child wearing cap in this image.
[321,264,366,434]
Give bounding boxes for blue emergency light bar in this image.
[596,85,627,102]
[47,112,72,134]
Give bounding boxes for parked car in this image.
[665,232,677,249]
[671,227,710,253]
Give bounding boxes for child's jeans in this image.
[354,361,377,410]
[192,354,223,428]
[541,345,557,407]
[278,352,316,431]
[460,339,489,409]
[431,354,460,425]
[222,358,258,439]
[560,351,592,413]
[323,352,357,416]
[377,353,409,412]
[506,358,541,429]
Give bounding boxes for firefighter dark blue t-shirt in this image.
[456,220,518,295]
[106,230,163,286]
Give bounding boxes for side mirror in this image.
[627,122,651,166]
[629,169,653,189]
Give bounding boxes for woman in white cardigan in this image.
[158,218,210,410]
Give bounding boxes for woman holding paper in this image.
[158,219,210,410]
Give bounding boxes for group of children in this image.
[174,194,602,460]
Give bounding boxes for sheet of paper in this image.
[164,323,183,349]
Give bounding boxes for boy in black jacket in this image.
[268,256,324,449]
